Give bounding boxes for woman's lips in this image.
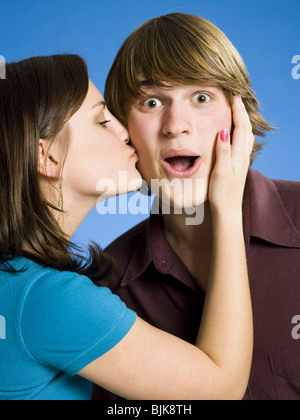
[130,148,139,159]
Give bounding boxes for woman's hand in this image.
[209,96,255,218]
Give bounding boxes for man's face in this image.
[128,84,233,209]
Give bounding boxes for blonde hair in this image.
[105,13,274,164]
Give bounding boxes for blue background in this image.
[1,0,299,249]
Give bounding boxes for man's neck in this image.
[163,202,213,247]
[162,202,214,292]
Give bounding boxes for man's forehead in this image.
[139,80,223,94]
[138,74,177,89]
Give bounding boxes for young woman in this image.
[0,55,253,400]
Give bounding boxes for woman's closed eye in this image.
[99,120,111,128]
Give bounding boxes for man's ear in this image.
[38,140,61,179]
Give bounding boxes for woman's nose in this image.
[110,113,130,144]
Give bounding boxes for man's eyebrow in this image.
[140,79,156,87]
[90,100,106,111]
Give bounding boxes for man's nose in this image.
[161,104,191,137]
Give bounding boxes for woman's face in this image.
[128,84,232,209]
[61,81,142,202]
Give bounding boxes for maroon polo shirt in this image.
[92,169,300,401]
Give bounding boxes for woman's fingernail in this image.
[220,129,229,142]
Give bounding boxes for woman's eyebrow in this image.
[90,100,106,111]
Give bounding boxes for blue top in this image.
[0,257,137,400]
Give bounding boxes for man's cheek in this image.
[138,155,156,179]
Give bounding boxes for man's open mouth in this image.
[165,156,199,172]
[162,152,201,178]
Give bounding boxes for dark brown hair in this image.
[105,13,274,164]
[0,54,113,283]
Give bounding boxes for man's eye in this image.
[192,93,211,104]
[142,98,163,109]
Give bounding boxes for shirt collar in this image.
[243,169,300,248]
[120,217,152,287]
[121,169,300,287]
[121,211,202,293]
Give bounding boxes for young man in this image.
[93,13,300,400]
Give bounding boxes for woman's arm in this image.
[78,96,253,400]
[196,95,254,398]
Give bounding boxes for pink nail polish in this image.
[220,129,229,142]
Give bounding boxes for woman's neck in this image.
[56,194,96,240]
[42,178,96,240]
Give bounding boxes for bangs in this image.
[123,14,245,99]
[131,24,206,87]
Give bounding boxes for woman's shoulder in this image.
[2,257,136,377]
[1,257,100,314]
[11,257,128,320]
[8,255,60,274]
[5,256,83,290]
[2,257,134,337]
